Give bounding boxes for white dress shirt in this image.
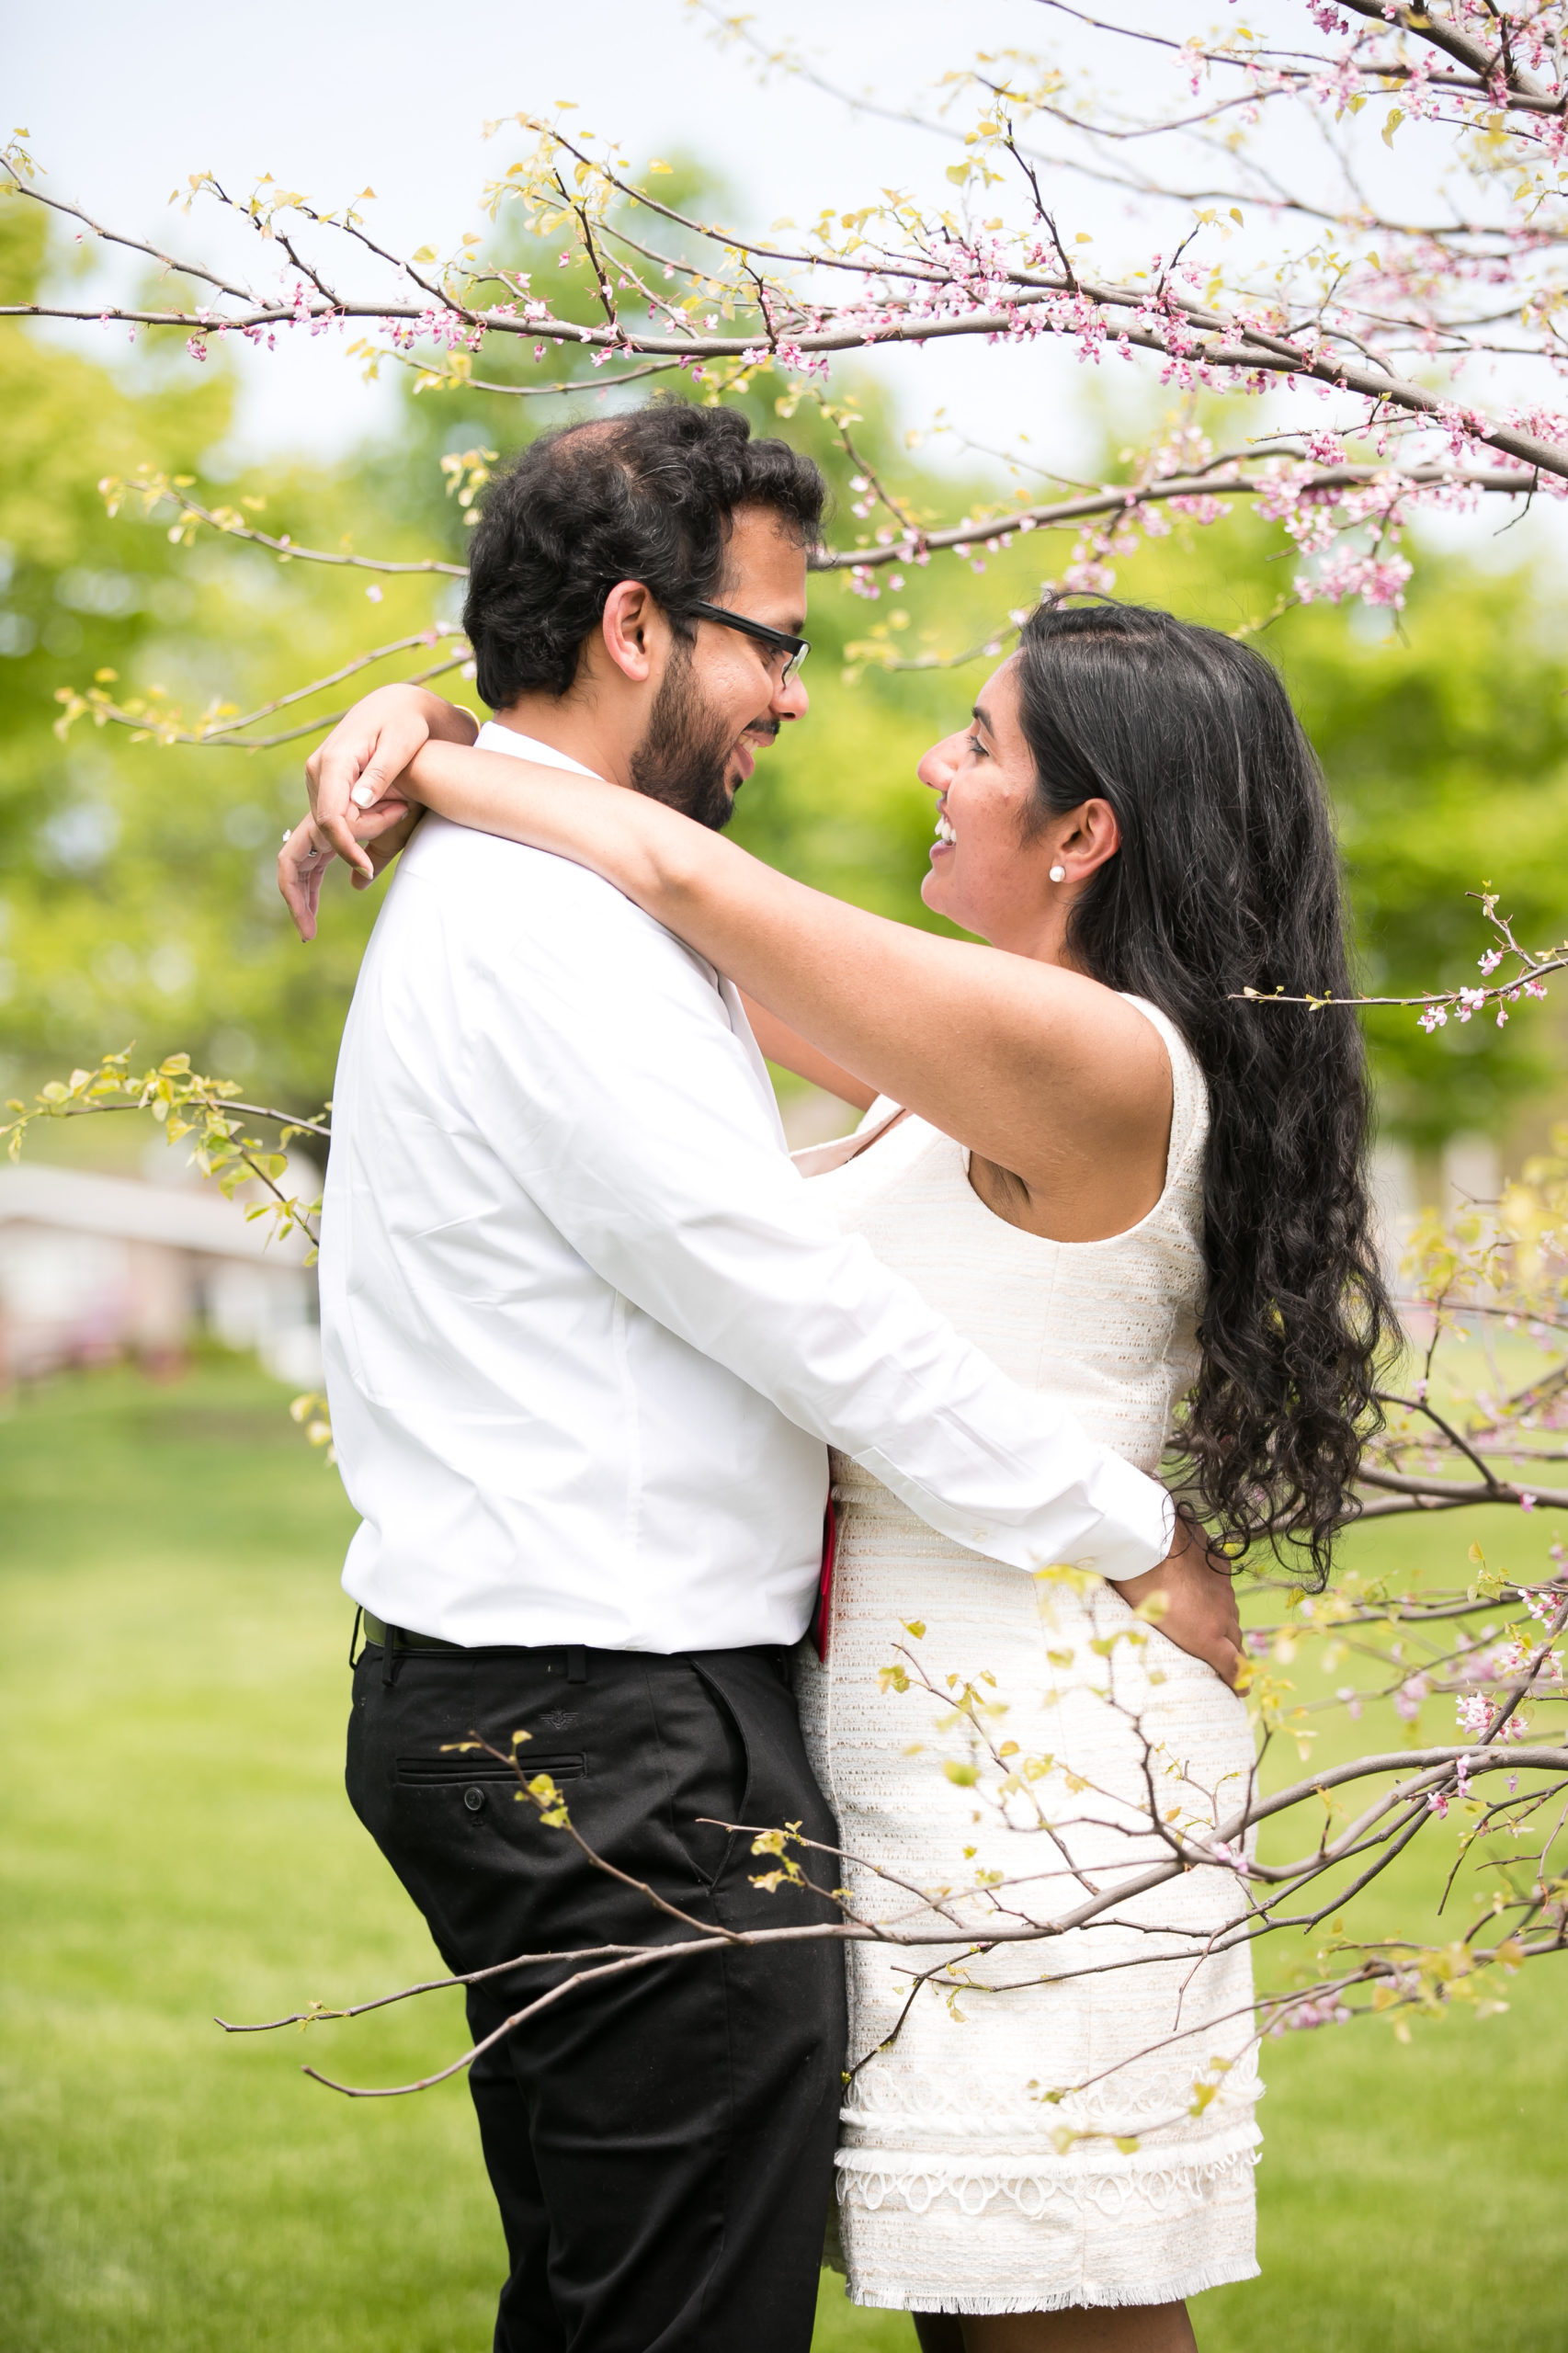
[319,722,1174,1652]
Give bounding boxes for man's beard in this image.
[630,639,755,833]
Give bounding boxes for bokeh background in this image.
[4,6,1567,2349]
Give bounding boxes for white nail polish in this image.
[351,783,376,809]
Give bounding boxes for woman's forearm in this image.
[403,743,908,1085]
[739,994,878,1111]
[403,739,701,907]
[403,745,874,1027]
[404,743,878,1114]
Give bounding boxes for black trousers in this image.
[346,1636,846,2353]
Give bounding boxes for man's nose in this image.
[770,669,810,723]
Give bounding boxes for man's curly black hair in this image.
[462,404,826,710]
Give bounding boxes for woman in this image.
[284,598,1390,2348]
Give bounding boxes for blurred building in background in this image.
[1369,1131,1504,1304]
[0,1156,321,1388]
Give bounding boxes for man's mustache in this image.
[741,719,780,745]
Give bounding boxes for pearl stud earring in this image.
[1049,864,1067,882]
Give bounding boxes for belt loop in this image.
[381,1624,400,1688]
[567,1644,587,1685]
[347,1604,364,1669]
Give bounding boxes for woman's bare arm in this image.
[391,740,1169,1227]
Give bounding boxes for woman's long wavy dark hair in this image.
[1014,598,1394,1583]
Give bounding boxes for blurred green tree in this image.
[0,203,455,1112]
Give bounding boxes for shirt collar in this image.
[473,720,604,780]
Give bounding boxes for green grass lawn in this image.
[2,1361,1565,2352]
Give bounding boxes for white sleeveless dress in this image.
[794,997,1262,2318]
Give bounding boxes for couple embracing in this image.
[281,404,1387,2353]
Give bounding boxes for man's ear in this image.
[599,580,659,684]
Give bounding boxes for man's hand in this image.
[278,802,420,941]
[1108,1513,1243,1688]
[306,683,478,875]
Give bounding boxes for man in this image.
[285,404,1239,2353]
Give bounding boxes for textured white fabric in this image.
[320,724,1175,1651]
[797,999,1263,2314]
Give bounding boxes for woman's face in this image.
[918,654,1070,949]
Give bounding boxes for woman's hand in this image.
[278,800,421,941]
[305,684,479,876]
[1109,1515,1244,1687]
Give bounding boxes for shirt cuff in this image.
[1090,1462,1176,1583]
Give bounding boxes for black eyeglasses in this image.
[686,600,810,685]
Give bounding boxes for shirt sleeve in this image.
[451,858,1174,1583]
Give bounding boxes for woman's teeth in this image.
[935,811,956,845]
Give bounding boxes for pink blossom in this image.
[1303,428,1348,464]
[1062,559,1116,596]
[1278,1994,1351,2030]
[1393,1675,1429,1722]
[1210,1838,1254,1878]
[1297,545,1413,609]
[1166,494,1232,526]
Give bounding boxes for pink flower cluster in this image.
[1209,1837,1253,1878]
[1392,1674,1430,1722]
[1296,548,1412,610]
[1270,1995,1351,2036]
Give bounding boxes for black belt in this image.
[361,1609,468,1654]
[358,1608,589,1687]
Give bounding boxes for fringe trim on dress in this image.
[842,2251,1263,2316]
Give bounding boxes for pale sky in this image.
[8,0,1091,465]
